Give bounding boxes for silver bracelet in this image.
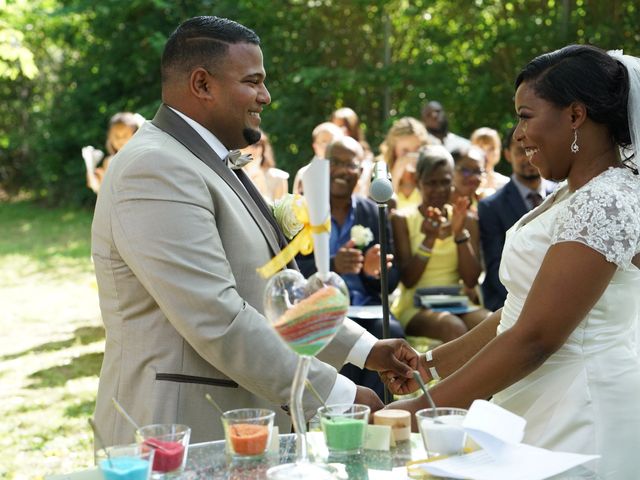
[426,349,441,380]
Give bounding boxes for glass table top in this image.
[182,433,597,480]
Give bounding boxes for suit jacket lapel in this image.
[151,104,282,256]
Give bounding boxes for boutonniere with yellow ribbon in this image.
[350,225,374,250]
[257,194,331,278]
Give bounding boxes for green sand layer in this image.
[321,417,367,452]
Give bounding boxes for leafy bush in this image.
[2,0,639,204]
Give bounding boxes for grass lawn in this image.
[0,200,103,479]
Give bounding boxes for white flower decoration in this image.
[350,225,374,249]
[272,194,304,240]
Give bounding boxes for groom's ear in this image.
[189,68,215,101]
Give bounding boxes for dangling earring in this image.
[570,128,580,154]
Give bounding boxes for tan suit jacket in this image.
[92,105,368,445]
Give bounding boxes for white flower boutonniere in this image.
[272,194,304,240]
[350,225,374,249]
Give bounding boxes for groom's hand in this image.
[380,353,429,395]
[364,339,418,390]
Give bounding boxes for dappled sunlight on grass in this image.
[2,326,104,361]
[28,352,104,389]
[0,200,104,478]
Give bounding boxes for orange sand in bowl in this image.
[228,423,270,456]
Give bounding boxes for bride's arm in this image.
[384,308,501,396]
[388,241,616,418]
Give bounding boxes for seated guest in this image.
[391,145,489,343]
[241,129,289,202]
[478,127,556,311]
[420,101,471,154]
[83,112,145,194]
[330,107,369,149]
[292,121,344,195]
[471,127,510,195]
[450,145,488,216]
[378,116,431,211]
[297,136,404,399]
[330,107,374,197]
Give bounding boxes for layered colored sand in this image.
[229,423,270,456]
[143,438,185,472]
[274,286,348,356]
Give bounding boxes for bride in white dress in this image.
[385,45,640,479]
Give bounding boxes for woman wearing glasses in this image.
[450,145,489,217]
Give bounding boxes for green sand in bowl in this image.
[321,417,367,452]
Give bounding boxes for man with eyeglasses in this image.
[297,136,405,400]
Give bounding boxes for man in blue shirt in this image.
[297,136,404,399]
[478,127,556,311]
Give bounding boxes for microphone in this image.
[369,161,394,203]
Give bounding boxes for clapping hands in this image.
[450,196,470,236]
[420,197,470,238]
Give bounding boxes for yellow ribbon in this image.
[257,200,331,278]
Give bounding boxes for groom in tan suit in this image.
[92,16,416,445]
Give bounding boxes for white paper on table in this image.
[462,399,526,457]
[301,157,331,277]
[419,400,599,480]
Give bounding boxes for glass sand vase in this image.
[263,269,349,480]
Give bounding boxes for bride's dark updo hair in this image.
[515,44,631,149]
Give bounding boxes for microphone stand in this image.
[377,203,391,404]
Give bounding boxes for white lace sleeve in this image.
[551,171,640,269]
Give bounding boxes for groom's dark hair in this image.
[161,16,260,85]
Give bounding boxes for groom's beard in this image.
[243,128,261,145]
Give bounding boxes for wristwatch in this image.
[454,229,471,244]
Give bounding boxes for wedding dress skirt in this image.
[493,169,640,479]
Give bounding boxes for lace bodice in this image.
[551,167,640,270]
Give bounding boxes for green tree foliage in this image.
[2,0,639,204]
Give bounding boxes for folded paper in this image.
[419,400,598,480]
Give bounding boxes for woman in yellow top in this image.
[391,145,490,342]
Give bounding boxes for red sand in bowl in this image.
[143,438,185,472]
